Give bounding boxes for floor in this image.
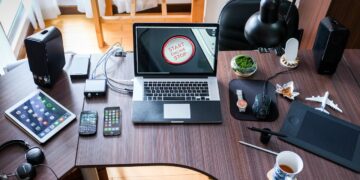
[44,13,189,53]
[45,15,209,180]
[107,166,209,180]
[45,15,109,54]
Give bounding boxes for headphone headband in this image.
[0,140,30,152]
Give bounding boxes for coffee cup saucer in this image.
[266,168,298,180]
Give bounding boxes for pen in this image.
[247,127,287,138]
[238,140,279,156]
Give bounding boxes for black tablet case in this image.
[279,101,360,172]
[229,79,278,121]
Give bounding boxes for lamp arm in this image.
[260,0,280,23]
[285,0,296,23]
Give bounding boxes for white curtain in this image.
[76,0,159,18]
[22,0,61,29]
[113,0,158,13]
[76,0,105,18]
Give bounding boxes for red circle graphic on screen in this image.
[162,35,195,65]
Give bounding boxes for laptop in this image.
[131,23,222,124]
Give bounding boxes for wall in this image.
[203,0,336,50]
[204,0,228,23]
[327,0,360,48]
[298,0,331,49]
[204,0,300,23]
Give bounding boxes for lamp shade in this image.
[244,0,287,48]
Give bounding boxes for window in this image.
[0,23,17,75]
[0,0,22,74]
[0,0,24,43]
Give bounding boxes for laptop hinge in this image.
[142,75,210,79]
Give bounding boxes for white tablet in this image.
[5,89,76,144]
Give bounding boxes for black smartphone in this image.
[79,111,97,136]
[103,107,121,136]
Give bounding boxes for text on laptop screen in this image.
[135,26,218,75]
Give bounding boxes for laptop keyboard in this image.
[143,81,210,101]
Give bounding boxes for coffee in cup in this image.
[273,151,303,180]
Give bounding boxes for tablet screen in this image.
[6,90,75,143]
[297,111,359,160]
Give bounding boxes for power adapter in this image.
[84,79,107,98]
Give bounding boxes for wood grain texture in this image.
[130,0,136,17]
[91,0,105,48]
[161,0,168,16]
[90,0,203,48]
[105,0,113,16]
[298,0,331,49]
[44,14,192,54]
[76,50,360,180]
[106,166,208,179]
[191,0,204,22]
[0,59,84,179]
[327,0,360,48]
[343,49,360,87]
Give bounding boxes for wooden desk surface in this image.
[76,50,360,180]
[1,50,360,180]
[0,60,84,179]
[343,49,360,83]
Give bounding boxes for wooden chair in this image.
[91,0,205,48]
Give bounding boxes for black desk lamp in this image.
[244,0,287,48]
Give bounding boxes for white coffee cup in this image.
[273,151,303,180]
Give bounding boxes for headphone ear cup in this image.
[15,163,36,180]
[0,174,9,180]
[25,147,45,165]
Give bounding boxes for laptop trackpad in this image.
[164,104,191,119]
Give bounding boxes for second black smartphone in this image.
[79,111,98,136]
[103,107,121,136]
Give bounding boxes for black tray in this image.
[229,79,278,121]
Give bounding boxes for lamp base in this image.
[280,55,299,68]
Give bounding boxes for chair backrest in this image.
[218,0,301,51]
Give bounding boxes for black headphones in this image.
[0,140,45,180]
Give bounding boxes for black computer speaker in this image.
[313,17,349,75]
[25,26,65,87]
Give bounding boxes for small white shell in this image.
[275,81,300,100]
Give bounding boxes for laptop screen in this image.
[134,23,219,76]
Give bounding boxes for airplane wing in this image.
[326,98,343,113]
[315,107,329,114]
[305,96,324,103]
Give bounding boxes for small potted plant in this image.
[231,54,257,77]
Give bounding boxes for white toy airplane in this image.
[305,91,343,114]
